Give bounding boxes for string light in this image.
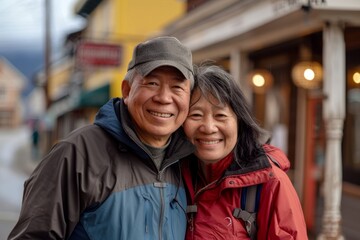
[247,69,273,94]
[348,66,360,89]
[292,61,322,89]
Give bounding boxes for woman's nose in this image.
[199,117,217,133]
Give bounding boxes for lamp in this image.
[291,43,323,89]
[247,69,273,94]
[347,66,360,89]
[292,61,323,89]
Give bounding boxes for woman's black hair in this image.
[192,63,268,163]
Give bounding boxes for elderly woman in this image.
[182,64,308,239]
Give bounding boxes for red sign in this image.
[76,41,122,67]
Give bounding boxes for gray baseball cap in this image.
[127,36,194,88]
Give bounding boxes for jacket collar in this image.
[94,98,195,167]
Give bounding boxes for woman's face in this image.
[183,89,238,164]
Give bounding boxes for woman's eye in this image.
[188,113,202,118]
[215,113,228,119]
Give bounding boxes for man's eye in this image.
[147,82,158,86]
[173,85,184,90]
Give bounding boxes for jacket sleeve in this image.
[257,166,308,240]
[8,141,96,239]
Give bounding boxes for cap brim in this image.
[137,60,194,82]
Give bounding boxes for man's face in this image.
[122,66,191,147]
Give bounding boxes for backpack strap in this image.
[232,153,278,239]
[233,184,262,240]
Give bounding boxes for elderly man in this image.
[9,36,195,240]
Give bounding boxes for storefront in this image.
[161,0,360,238]
[45,83,110,146]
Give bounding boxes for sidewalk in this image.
[341,191,360,239]
[0,125,36,240]
[310,184,360,240]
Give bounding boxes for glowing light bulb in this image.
[252,74,265,87]
[353,72,360,84]
[304,68,315,81]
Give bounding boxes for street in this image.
[0,126,34,240]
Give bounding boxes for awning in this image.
[45,83,110,127]
[76,83,110,108]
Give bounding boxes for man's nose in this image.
[153,85,173,103]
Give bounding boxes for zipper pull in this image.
[186,205,197,232]
[188,213,194,232]
[153,182,167,188]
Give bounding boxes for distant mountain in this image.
[0,47,44,98]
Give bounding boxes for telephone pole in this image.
[44,0,51,108]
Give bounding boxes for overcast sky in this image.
[0,0,86,97]
[0,0,85,51]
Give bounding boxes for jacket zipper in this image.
[156,170,166,240]
[156,160,182,240]
[194,179,219,201]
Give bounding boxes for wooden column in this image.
[230,51,253,105]
[318,21,345,240]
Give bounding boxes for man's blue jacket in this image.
[8,98,194,239]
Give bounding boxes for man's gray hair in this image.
[124,68,138,84]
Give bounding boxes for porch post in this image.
[230,51,253,105]
[318,21,345,240]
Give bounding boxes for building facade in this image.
[0,58,25,128]
[159,0,360,239]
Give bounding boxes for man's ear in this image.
[122,80,130,104]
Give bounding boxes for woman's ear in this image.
[122,80,130,104]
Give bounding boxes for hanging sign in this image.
[76,41,122,68]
